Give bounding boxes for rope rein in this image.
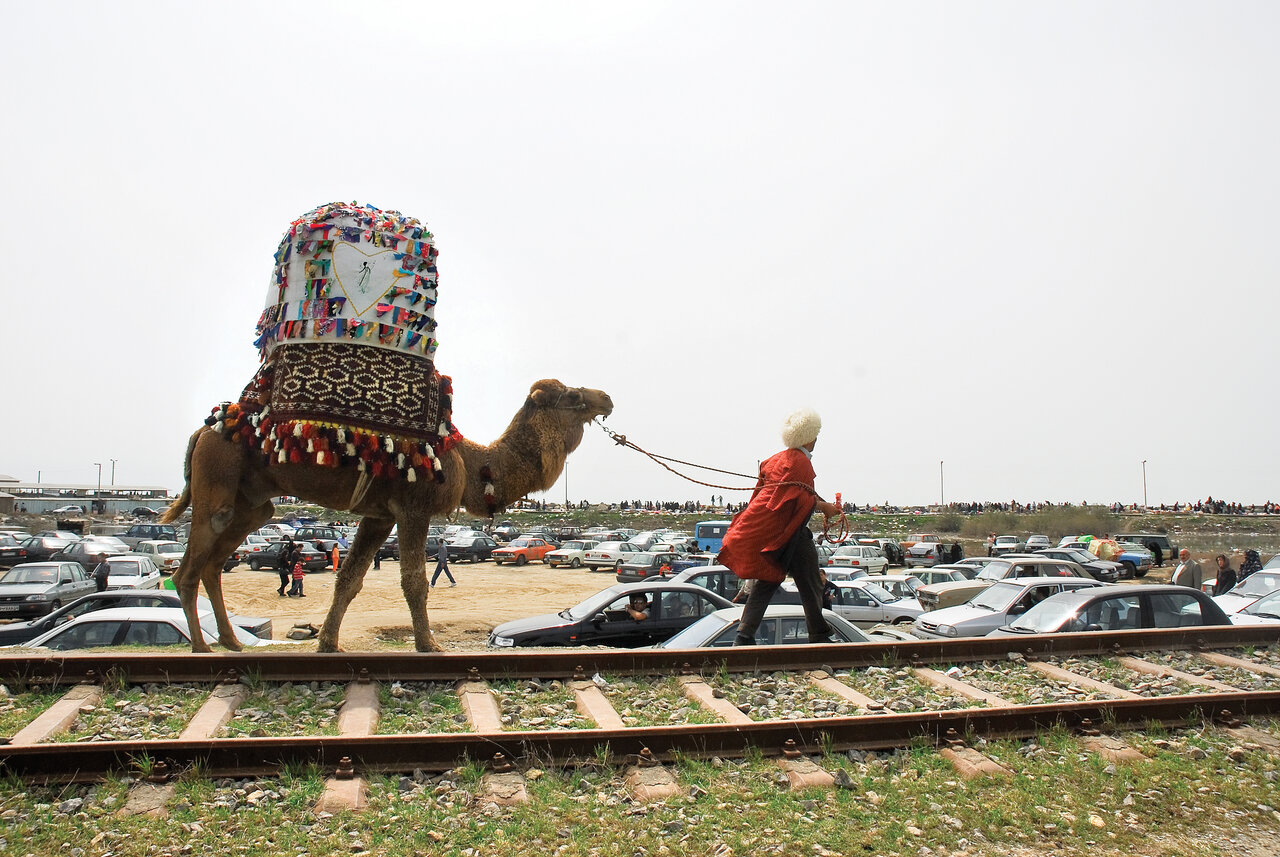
[594,419,849,538]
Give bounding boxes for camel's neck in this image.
[456,415,584,516]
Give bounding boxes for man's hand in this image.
[817,501,841,518]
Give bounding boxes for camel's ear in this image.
[527,380,566,407]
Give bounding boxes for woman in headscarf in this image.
[1239,549,1264,581]
[1213,554,1237,596]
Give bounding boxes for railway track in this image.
[2,626,1279,809]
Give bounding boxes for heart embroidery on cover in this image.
[332,242,405,316]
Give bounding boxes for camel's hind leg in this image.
[395,516,442,653]
[317,516,394,653]
[174,432,268,652]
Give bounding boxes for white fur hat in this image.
[780,408,822,449]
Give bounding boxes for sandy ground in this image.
[219,558,613,649]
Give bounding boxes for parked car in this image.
[487,582,734,648]
[989,535,1025,557]
[51,537,131,571]
[49,505,86,515]
[913,576,1106,639]
[910,565,977,586]
[543,540,600,569]
[584,541,644,570]
[245,541,327,572]
[669,553,718,575]
[491,522,521,543]
[1231,590,1280,626]
[827,544,889,574]
[615,552,681,583]
[256,524,296,542]
[916,556,1091,612]
[905,542,946,568]
[657,605,872,648]
[1023,535,1051,553]
[446,535,499,563]
[876,574,924,600]
[235,534,272,556]
[1034,547,1121,583]
[901,533,942,551]
[0,589,272,644]
[11,607,281,650]
[291,526,350,553]
[667,565,745,602]
[115,523,179,549]
[988,585,1232,636]
[492,537,556,566]
[1115,532,1177,565]
[860,538,905,566]
[1211,571,1280,614]
[0,562,98,618]
[19,536,75,562]
[99,556,163,590]
[0,534,28,569]
[780,578,922,627]
[133,540,186,573]
[129,507,163,518]
[1112,542,1155,578]
[953,557,1000,574]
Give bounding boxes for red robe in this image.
[718,448,817,584]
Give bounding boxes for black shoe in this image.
[809,635,832,645]
[733,635,756,646]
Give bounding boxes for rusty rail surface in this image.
[1,625,1277,685]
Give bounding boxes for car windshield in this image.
[1231,572,1280,597]
[154,542,183,553]
[858,582,896,602]
[976,561,1012,581]
[560,541,587,550]
[833,546,862,557]
[1006,598,1081,632]
[1242,591,1280,619]
[969,581,1025,612]
[563,589,628,621]
[107,560,145,574]
[1,566,58,584]
[1264,554,1280,570]
[508,539,531,547]
[628,553,657,565]
[995,537,1017,545]
[659,612,734,649]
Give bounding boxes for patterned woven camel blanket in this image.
[205,202,462,483]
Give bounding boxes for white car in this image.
[657,605,872,648]
[1211,571,1280,614]
[256,524,296,541]
[134,540,186,573]
[13,607,282,650]
[236,534,272,555]
[545,540,599,569]
[584,541,644,570]
[101,555,163,590]
[827,544,888,574]
[810,579,922,627]
[876,574,924,601]
[50,505,86,515]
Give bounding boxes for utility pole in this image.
[939,460,945,507]
[110,459,118,486]
[1142,460,1148,509]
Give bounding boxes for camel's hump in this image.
[254,201,440,362]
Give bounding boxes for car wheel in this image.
[250,559,261,571]
[515,554,528,567]
[49,600,61,611]
[893,616,913,625]
[570,557,582,568]
[1121,561,1136,579]
[615,559,624,570]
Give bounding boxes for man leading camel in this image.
[717,408,841,645]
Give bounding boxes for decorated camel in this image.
[160,202,611,652]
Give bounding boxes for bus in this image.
[693,520,733,554]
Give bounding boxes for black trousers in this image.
[735,523,828,645]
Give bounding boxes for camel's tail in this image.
[159,429,203,524]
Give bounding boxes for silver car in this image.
[14,607,283,650]
[657,605,871,648]
[913,576,1105,639]
[818,579,923,627]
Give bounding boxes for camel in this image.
[160,379,612,653]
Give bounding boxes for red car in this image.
[492,538,555,566]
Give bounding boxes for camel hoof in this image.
[220,636,244,652]
[317,638,342,653]
[416,635,444,653]
[191,643,214,655]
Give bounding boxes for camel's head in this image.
[525,379,613,453]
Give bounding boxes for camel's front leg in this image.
[318,516,393,652]
[200,499,273,649]
[395,517,442,652]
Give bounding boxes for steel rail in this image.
[3,691,1278,784]
[1,626,1277,685]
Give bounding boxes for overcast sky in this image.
[3,2,1277,509]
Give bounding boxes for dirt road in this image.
[221,558,612,650]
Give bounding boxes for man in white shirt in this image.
[1171,549,1202,589]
